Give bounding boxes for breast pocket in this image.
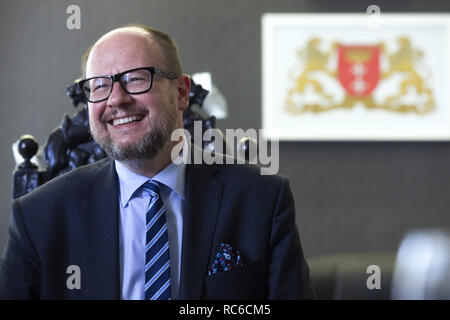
[203,260,264,299]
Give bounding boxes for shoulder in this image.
[219,163,291,207]
[190,142,287,188]
[191,155,289,203]
[218,162,286,187]
[209,147,287,188]
[16,158,114,208]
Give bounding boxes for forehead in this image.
[86,30,164,78]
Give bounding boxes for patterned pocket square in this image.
[208,243,243,276]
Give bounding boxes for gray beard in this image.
[91,113,176,169]
[97,128,166,168]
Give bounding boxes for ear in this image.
[177,74,191,111]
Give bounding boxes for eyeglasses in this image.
[78,67,178,103]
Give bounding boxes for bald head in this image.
[81,24,182,78]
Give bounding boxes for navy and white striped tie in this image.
[142,181,171,300]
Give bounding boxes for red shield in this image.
[338,45,380,97]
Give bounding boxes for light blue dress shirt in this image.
[115,152,185,300]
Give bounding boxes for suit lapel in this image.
[74,147,223,299]
[78,158,121,299]
[178,145,224,299]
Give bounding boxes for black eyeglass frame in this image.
[78,67,178,103]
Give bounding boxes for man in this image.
[0,25,314,299]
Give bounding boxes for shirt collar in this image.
[115,137,187,208]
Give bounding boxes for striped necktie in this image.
[142,180,171,300]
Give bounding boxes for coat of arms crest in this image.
[285,37,435,115]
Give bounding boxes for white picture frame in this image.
[262,13,450,140]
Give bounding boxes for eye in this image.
[91,78,111,92]
[124,74,148,85]
[128,77,146,83]
[123,70,151,86]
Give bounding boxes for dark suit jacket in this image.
[0,148,314,299]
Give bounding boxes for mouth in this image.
[109,114,146,126]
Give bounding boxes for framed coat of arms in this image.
[262,13,450,140]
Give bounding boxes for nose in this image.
[107,80,134,108]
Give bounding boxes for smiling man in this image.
[82,26,190,180]
[0,24,314,300]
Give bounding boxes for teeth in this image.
[112,115,143,126]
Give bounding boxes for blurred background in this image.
[2,0,450,299]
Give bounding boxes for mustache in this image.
[101,106,149,123]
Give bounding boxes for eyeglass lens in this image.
[82,69,152,102]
